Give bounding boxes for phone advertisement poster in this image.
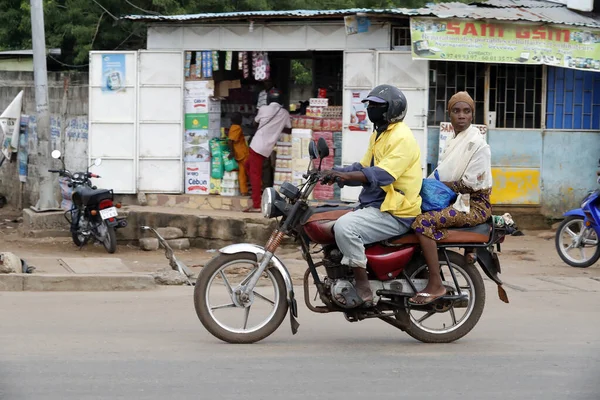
[102,54,126,92]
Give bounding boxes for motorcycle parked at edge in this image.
[49,150,127,254]
[555,158,600,268]
[193,138,509,344]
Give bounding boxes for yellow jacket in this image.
[360,122,422,218]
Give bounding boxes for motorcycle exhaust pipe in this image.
[117,219,128,228]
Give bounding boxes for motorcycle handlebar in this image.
[48,169,61,173]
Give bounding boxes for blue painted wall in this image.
[425,127,599,216]
[541,130,600,217]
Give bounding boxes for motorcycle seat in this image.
[77,187,112,206]
[389,223,491,245]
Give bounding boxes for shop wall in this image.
[426,126,600,217]
[0,71,89,208]
[541,130,600,218]
[146,22,391,51]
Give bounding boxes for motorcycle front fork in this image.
[240,230,286,297]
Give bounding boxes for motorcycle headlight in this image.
[261,188,276,218]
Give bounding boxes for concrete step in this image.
[0,274,156,292]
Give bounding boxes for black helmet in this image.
[267,88,283,105]
[362,85,408,123]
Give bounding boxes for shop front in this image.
[88,18,429,203]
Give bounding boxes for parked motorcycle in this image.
[49,150,127,254]
[193,138,509,344]
[555,159,600,268]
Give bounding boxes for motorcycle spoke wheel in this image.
[408,263,475,335]
[403,251,486,344]
[194,252,288,344]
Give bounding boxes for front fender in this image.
[219,243,299,334]
[219,243,294,302]
[564,208,585,218]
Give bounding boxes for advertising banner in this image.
[411,17,600,71]
[101,54,126,92]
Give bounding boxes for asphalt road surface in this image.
[1,281,599,400]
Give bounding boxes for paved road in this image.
[1,280,599,400]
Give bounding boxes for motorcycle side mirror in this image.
[308,141,318,160]
[51,150,61,159]
[94,158,102,167]
[317,137,330,159]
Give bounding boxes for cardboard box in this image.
[185,114,209,130]
[185,162,210,195]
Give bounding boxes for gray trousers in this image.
[334,206,410,269]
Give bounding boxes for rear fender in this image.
[475,248,502,286]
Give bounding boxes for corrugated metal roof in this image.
[122,1,600,28]
[0,49,61,57]
[474,0,565,8]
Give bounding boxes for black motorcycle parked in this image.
[50,150,127,254]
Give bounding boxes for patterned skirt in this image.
[411,185,492,241]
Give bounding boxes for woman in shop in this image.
[244,88,291,213]
[409,91,493,305]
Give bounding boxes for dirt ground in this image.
[1,205,599,282]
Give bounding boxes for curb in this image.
[0,274,157,292]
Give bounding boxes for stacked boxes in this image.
[221,171,240,197]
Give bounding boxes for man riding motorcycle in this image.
[322,84,423,307]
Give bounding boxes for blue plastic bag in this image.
[420,177,457,212]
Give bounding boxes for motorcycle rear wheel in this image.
[194,252,288,344]
[404,251,485,344]
[102,223,117,254]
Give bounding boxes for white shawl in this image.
[432,124,492,213]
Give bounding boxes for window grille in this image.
[489,64,543,129]
[428,61,485,126]
[392,27,411,47]
[546,67,600,130]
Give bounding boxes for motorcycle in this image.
[49,150,127,254]
[555,158,600,268]
[193,138,509,344]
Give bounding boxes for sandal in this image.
[243,207,261,213]
[408,290,447,306]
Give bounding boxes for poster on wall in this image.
[17,116,28,182]
[0,90,23,159]
[348,90,370,131]
[101,54,126,92]
[411,17,600,71]
[438,122,488,161]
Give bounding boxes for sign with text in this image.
[411,17,600,71]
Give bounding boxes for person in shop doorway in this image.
[244,88,291,213]
[227,112,250,196]
[256,79,275,109]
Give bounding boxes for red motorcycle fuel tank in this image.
[302,220,336,244]
[302,209,353,245]
[366,244,417,281]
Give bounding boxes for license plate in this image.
[99,207,118,220]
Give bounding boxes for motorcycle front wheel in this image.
[194,252,288,344]
[555,216,600,268]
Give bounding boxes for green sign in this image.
[410,17,600,71]
[185,113,209,130]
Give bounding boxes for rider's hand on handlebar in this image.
[321,170,344,186]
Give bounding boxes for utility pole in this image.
[30,0,59,211]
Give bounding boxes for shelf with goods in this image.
[289,98,343,201]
